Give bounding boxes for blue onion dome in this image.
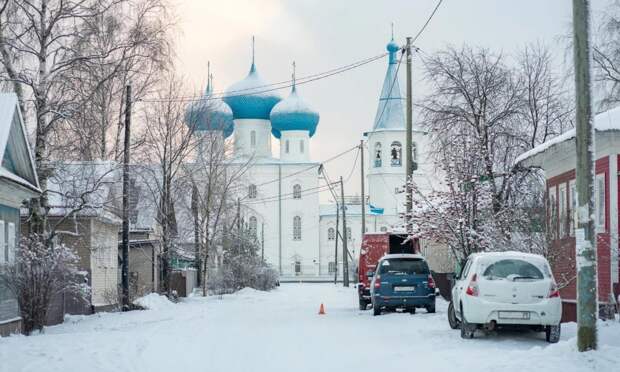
[185,77,234,138]
[387,38,400,64]
[222,63,282,120]
[270,84,319,138]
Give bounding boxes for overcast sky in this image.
[173,0,607,203]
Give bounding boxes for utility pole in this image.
[572,0,598,352]
[121,84,131,311]
[237,198,241,253]
[405,37,413,234]
[360,141,366,237]
[340,176,349,287]
[261,222,265,262]
[334,200,339,285]
[192,184,201,287]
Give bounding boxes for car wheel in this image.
[373,304,381,316]
[408,307,416,314]
[545,323,561,343]
[460,304,475,339]
[426,304,436,314]
[359,300,368,311]
[448,301,460,329]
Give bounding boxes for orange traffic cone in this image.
[318,303,326,315]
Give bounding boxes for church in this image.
[187,35,445,281]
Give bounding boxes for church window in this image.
[390,141,402,166]
[293,184,302,199]
[249,216,257,237]
[380,226,388,232]
[300,140,304,153]
[248,184,257,199]
[295,260,302,274]
[250,130,256,148]
[285,140,290,153]
[293,216,302,240]
[412,142,418,162]
[327,227,335,241]
[328,261,336,274]
[374,143,382,167]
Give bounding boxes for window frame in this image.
[569,180,577,236]
[293,216,302,241]
[390,141,402,167]
[248,216,257,238]
[327,227,335,241]
[285,140,290,154]
[374,142,382,167]
[250,130,256,148]
[248,184,257,199]
[559,183,567,238]
[595,173,606,232]
[293,184,302,199]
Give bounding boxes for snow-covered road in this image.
[1,284,619,372]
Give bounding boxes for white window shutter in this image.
[7,222,15,263]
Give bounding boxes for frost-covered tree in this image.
[0,236,89,334]
[409,45,572,262]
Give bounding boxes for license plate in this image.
[498,311,530,320]
[394,286,415,292]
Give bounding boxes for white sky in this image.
[173,0,607,203]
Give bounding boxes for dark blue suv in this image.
[370,254,436,316]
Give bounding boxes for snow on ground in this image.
[133,293,174,310]
[1,284,619,372]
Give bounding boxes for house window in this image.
[0,220,5,264]
[548,186,557,239]
[328,227,335,241]
[595,174,606,231]
[293,216,302,240]
[569,180,577,236]
[285,140,290,153]
[390,141,402,166]
[293,184,302,199]
[250,130,256,148]
[300,140,304,153]
[249,216,257,237]
[328,261,336,274]
[295,261,302,275]
[559,184,567,238]
[7,222,14,263]
[374,143,382,167]
[248,184,257,199]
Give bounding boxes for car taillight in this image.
[427,274,436,289]
[548,282,560,298]
[465,274,479,296]
[374,275,381,289]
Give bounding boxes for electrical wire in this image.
[412,0,444,44]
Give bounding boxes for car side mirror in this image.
[367,271,375,278]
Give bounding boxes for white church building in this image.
[188,36,445,281]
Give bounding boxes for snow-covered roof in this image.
[515,106,620,165]
[380,253,425,261]
[0,93,40,194]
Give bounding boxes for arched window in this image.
[328,227,335,241]
[293,184,302,199]
[293,216,302,240]
[285,140,290,153]
[380,226,388,232]
[300,140,304,153]
[248,184,257,199]
[250,130,256,148]
[249,216,257,237]
[374,143,382,167]
[390,141,402,166]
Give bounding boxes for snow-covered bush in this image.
[0,235,89,334]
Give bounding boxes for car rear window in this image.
[378,258,429,275]
[481,259,545,280]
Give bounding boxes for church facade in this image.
[188,36,447,281]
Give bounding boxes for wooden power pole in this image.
[360,141,366,237]
[121,84,132,310]
[334,200,339,285]
[340,176,349,287]
[572,0,598,351]
[405,37,413,234]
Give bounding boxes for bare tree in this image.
[136,73,198,295]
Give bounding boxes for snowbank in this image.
[133,293,174,310]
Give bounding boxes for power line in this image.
[139,53,389,103]
[412,0,444,44]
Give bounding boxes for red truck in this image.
[357,232,420,310]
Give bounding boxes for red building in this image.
[516,107,620,321]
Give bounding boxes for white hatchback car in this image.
[448,251,562,343]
